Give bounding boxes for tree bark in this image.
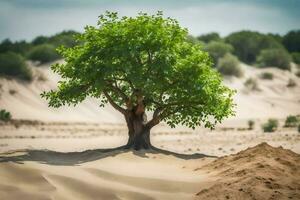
[124,111,152,150]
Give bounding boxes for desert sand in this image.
[0,62,300,200]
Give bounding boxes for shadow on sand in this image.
[0,146,216,166]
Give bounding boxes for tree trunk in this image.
[124,112,152,150]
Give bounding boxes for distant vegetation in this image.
[204,41,233,65]
[260,72,274,80]
[257,49,291,70]
[0,109,12,122]
[28,44,60,64]
[0,30,79,81]
[244,78,259,91]
[217,53,243,77]
[262,119,279,132]
[0,52,32,81]
[0,28,299,82]
[248,120,255,130]
[284,115,300,127]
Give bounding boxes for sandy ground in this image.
[0,62,300,199]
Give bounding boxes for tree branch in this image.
[103,90,127,115]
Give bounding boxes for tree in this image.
[197,32,221,43]
[204,41,234,65]
[41,12,235,150]
[0,52,32,81]
[225,31,283,64]
[28,44,60,64]
[282,30,300,52]
[257,48,291,70]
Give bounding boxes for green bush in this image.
[0,109,12,122]
[27,44,60,64]
[244,78,259,91]
[217,53,243,77]
[31,30,79,48]
[262,119,279,132]
[225,31,284,64]
[0,52,32,81]
[260,72,274,80]
[248,120,255,130]
[204,41,234,65]
[0,39,32,56]
[282,30,300,53]
[291,52,300,64]
[284,115,300,127]
[197,32,221,43]
[257,49,291,70]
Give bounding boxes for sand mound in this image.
[196,143,300,200]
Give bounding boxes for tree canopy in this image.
[42,11,235,130]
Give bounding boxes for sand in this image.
[196,143,300,200]
[0,61,300,199]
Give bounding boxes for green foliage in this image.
[41,11,235,129]
[298,124,300,133]
[0,109,12,122]
[28,44,60,64]
[282,30,300,52]
[0,52,32,81]
[0,39,32,56]
[284,115,300,127]
[32,30,79,48]
[204,41,234,65]
[244,78,259,91]
[262,119,279,132]
[197,32,221,43]
[186,35,203,45]
[257,49,291,70]
[260,72,274,80]
[225,31,284,64]
[291,52,300,64]
[217,53,243,77]
[248,120,255,130]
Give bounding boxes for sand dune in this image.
[0,143,299,200]
[196,143,300,200]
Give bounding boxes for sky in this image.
[0,0,300,41]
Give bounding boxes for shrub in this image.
[282,30,300,53]
[0,52,32,81]
[217,53,243,77]
[186,35,203,45]
[287,79,296,87]
[0,39,32,56]
[296,71,300,78]
[262,119,279,132]
[204,41,234,65]
[31,30,79,48]
[248,120,255,130]
[291,52,300,64]
[0,109,12,122]
[27,44,60,64]
[226,31,284,64]
[244,78,259,91]
[260,72,274,80]
[298,124,300,133]
[197,32,221,43]
[284,115,300,127]
[257,49,291,70]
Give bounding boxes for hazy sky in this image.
[1,0,300,41]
